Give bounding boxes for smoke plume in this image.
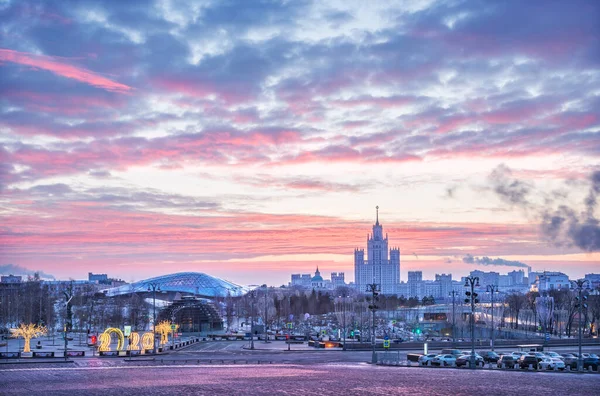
[540,170,600,252]
[488,164,532,207]
[488,166,600,252]
[462,254,530,271]
[0,264,55,280]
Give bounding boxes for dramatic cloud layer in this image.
[1,0,599,284]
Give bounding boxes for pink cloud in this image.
[0,48,132,93]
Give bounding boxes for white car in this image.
[432,354,457,367]
[539,357,565,370]
[545,351,561,359]
[418,353,438,365]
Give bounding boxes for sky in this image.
[1,0,599,287]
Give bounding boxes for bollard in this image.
[427,360,432,367]
[502,363,506,369]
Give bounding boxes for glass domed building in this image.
[103,272,249,333]
[104,272,248,299]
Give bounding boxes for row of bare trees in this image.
[503,289,600,337]
[0,274,57,330]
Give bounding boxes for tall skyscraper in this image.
[354,206,400,294]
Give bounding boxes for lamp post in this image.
[367,283,380,364]
[263,286,269,344]
[570,279,589,372]
[147,282,161,354]
[449,290,458,347]
[250,290,256,350]
[63,284,74,361]
[464,276,480,369]
[486,285,498,351]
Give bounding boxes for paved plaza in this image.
[2,363,599,396]
[2,338,600,395]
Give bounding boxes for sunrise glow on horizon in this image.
[1,0,599,286]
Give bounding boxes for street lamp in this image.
[367,283,380,364]
[464,276,480,369]
[448,290,459,347]
[486,285,499,351]
[249,290,256,350]
[263,286,269,344]
[570,279,589,372]
[147,283,161,354]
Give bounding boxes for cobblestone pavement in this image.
[1,363,599,396]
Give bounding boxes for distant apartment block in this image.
[1,274,22,284]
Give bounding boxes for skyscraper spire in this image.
[376,205,379,225]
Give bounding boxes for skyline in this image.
[1,1,599,286]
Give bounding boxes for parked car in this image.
[545,351,561,359]
[527,352,546,363]
[511,351,526,360]
[431,354,457,367]
[497,355,517,369]
[518,355,539,369]
[560,354,578,367]
[568,357,600,370]
[441,349,462,357]
[479,351,500,363]
[539,357,565,370]
[456,353,484,367]
[418,353,438,366]
[583,357,600,370]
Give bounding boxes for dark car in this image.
[518,355,539,369]
[441,349,462,357]
[569,357,600,370]
[497,355,516,369]
[527,352,546,363]
[456,354,484,367]
[561,353,578,367]
[479,351,500,363]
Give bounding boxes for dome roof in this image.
[311,275,323,282]
[104,272,248,298]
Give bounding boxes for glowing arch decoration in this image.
[127,332,140,351]
[99,327,125,351]
[141,332,154,350]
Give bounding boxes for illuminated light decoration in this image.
[98,333,111,352]
[10,323,47,353]
[141,332,153,350]
[98,327,125,351]
[128,332,140,350]
[155,321,174,345]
